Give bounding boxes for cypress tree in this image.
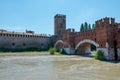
[84,22,88,30]
[80,23,84,31]
[92,24,95,29]
[88,24,91,30]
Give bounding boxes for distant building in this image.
[0,30,51,51]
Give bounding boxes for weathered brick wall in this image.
[54,14,66,36]
[0,32,51,50]
[117,24,120,48]
[54,15,120,60]
[75,30,96,46]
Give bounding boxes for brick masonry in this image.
[0,14,120,60]
[0,30,51,50]
[54,14,120,60]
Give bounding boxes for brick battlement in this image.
[54,15,120,60]
[96,17,115,27]
[54,14,66,18]
[0,30,50,38]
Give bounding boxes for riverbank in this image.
[0,52,55,57]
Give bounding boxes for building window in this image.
[41,43,44,46]
[12,43,15,46]
[3,34,5,36]
[12,34,14,37]
[23,43,26,46]
[94,38,96,42]
[0,34,2,36]
[101,44,103,47]
[9,34,11,37]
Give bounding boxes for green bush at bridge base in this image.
[94,50,105,61]
[49,47,56,55]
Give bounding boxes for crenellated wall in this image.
[54,15,120,60]
[0,30,51,50]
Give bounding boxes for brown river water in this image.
[0,55,120,80]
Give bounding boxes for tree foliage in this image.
[88,24,91,30]
[92,24,95,29]
[84,22,88,30]
[49,47,56,55]
[80,22,91,31]
[94,50,105,61]
[80,22,96,31]
[80,23,84,31]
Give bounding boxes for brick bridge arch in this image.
[75,39,99,50]
[54,40,64,51]
[74,39,99,55]
[54,40,64,47]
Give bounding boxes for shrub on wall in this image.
[49,47,56,55]
[94,50,105,60]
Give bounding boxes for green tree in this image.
[84,22,88,30]
[88,24,91,30]
[80,23,84,31]
[92,24,95,29]
[94,50,105,61]
[80,22,92,31]
[49,47,56,55]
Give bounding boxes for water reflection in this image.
[0,56,120,80]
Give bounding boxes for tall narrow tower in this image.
[54,14,66,36]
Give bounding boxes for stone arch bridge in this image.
[54,16,120,60]
[55,39,99,55]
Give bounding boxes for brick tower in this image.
[95,17,118,60]
[54,14,66,36]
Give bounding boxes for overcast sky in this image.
[0,0,120,34]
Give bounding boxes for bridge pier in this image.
[63,47,75,55]
[55,39,120,60]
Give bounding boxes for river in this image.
[0,55,120,80]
